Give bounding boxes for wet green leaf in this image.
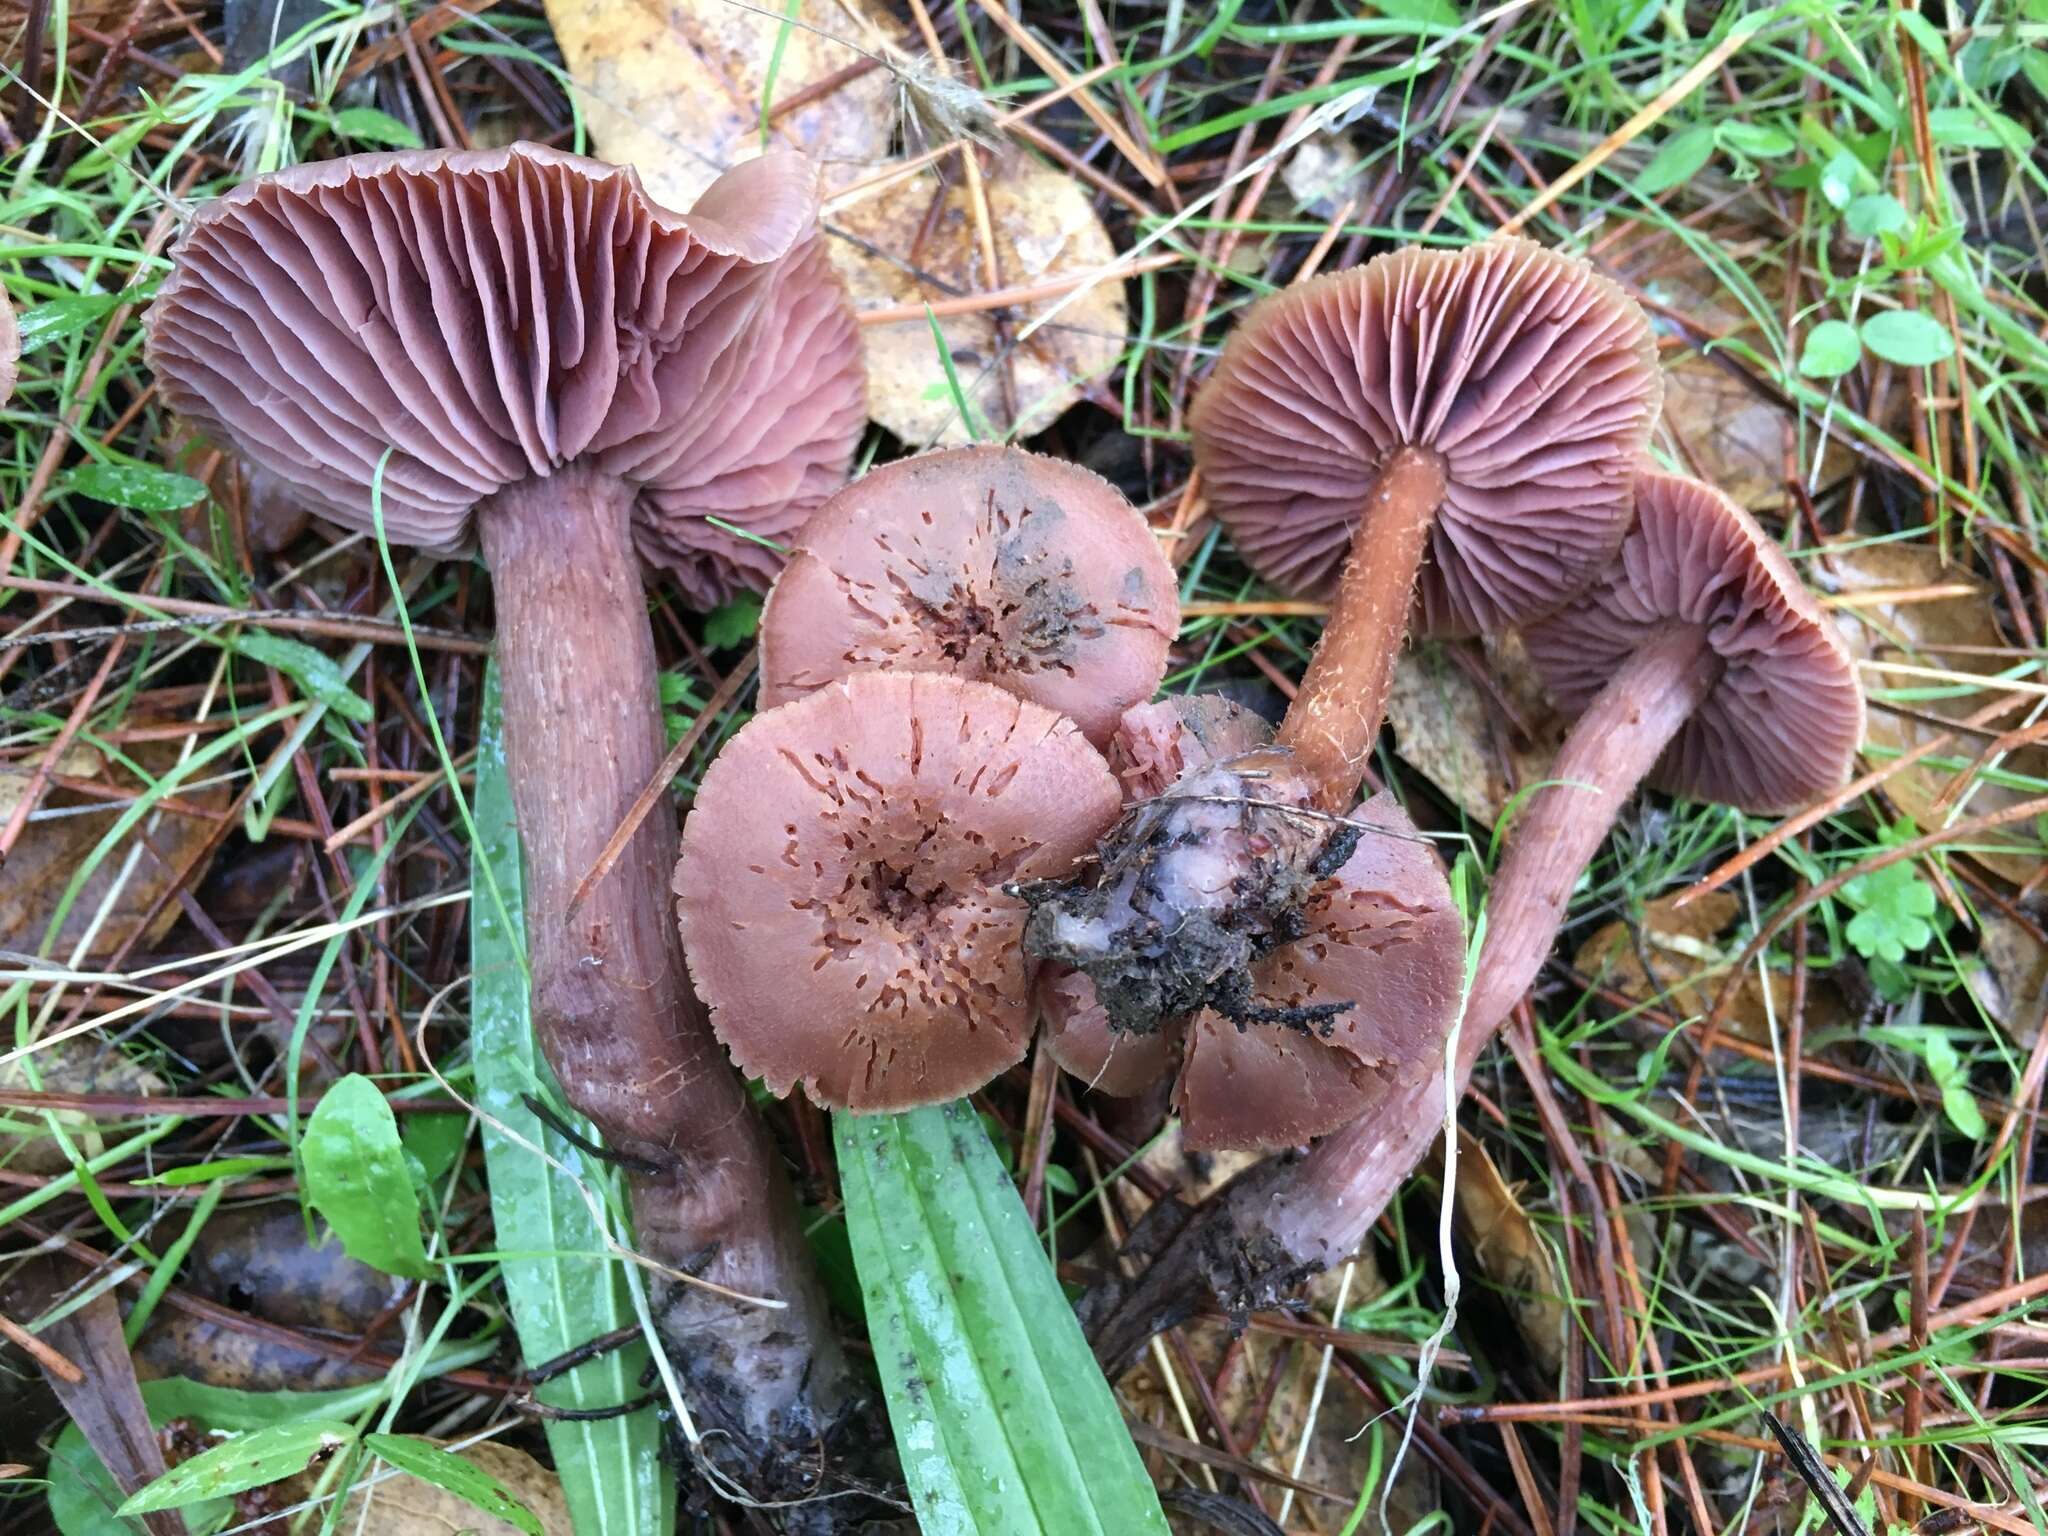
[303,1074,435,1279]
[471,661,674,1536]
[60,462,206,511]
[18,293,124,353]
[837,1101,1170,1536]
[232,630,373,723]
[117,1420,354,1514]
[363,1435,543,1536]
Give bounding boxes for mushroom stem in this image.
[1274,445,1446,812]
[475,465,857,1475]
[1263,621,1723,1265]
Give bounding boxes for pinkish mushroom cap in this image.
[1106,693,1275,799]
[1041,691,1275,1093]
[675,670,1122,1111]
[1044,792,1465,1151]
[1522,469,1864,814]
[145,143,864,606]
[1190,237,1663,637]
[758,445,1180,746]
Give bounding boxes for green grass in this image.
[3,0,2047,1532]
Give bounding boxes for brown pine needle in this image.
[0,1311,83,1384]
[566,651,759,916]
[1672,689,2035,908]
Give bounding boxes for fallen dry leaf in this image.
[1279,131,1365,220]
[544,0,1124,444]
[0,737,228,960]
[341,1441,572,1536]
[0,1036,165,1174]
[1447,1129,1568,1380]
[542,0,901,210]
[1821,541,2046,884]
[1967,912,2048,1047]
[831,158,1128,444]
[1573,889,1846,1045]
[1631,232,1854,509]
[1386,633,1563,826]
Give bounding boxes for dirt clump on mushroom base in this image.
[1019,748,1343,1036]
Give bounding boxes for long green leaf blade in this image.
[837,1102,1168,1536]
[470,661,673,1536]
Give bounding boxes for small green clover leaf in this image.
[1840,821,1937,964]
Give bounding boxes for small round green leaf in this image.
[1843,193,1908,239]
[1798,320,1862,379]
[1861,309,1953,367]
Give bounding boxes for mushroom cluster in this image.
[147,144,870,1493]
[677,446,1179,1113]
[1067,240,1866,1367]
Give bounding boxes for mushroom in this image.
[758,444,1180,746]
[1080,471,1865,1364]
[1045,787,1465,1152]
[1105,692,1274,799]
[1189,237,1663,813]
[1025,239,1662,1034]
[675,670,1124,1111]
[1471,468,1864,1029]
[1041,693,1278,1096]
[145,144,871,1488]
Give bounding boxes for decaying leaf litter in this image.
[3,0,2048,1533]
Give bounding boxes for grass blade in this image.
[470,660,674,1536]
[836,1101,1169,1536]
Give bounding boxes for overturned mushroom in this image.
[1081,471,1864,1364]
[676,670,1124,1111]
[146,144,869,1495]
[759,444,1179,746]
[1190,237,1663,812]
[1045,785,1465,1151]
[1026,239,1661,1034]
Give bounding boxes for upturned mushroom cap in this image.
[675,670,1122,1111]
[758,445,1179,746]
[1044,792,1465,1151]
[1522,470,1864,813]
[145,143,864,606]
[1190,237,1663,637]
[1040,692,1275,1092]
[1106,693,1274,799]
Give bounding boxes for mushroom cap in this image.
[1522,469,1865,813]
[1040,691,1276,1092]
[1039,964,1182,1096]
[146,143,864,607]
[1107,693,1274,799]
[758,445,1179,746]
[1045,793,1465,1152]
[675,670,1122,1111]
[1190,237,1663,637]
